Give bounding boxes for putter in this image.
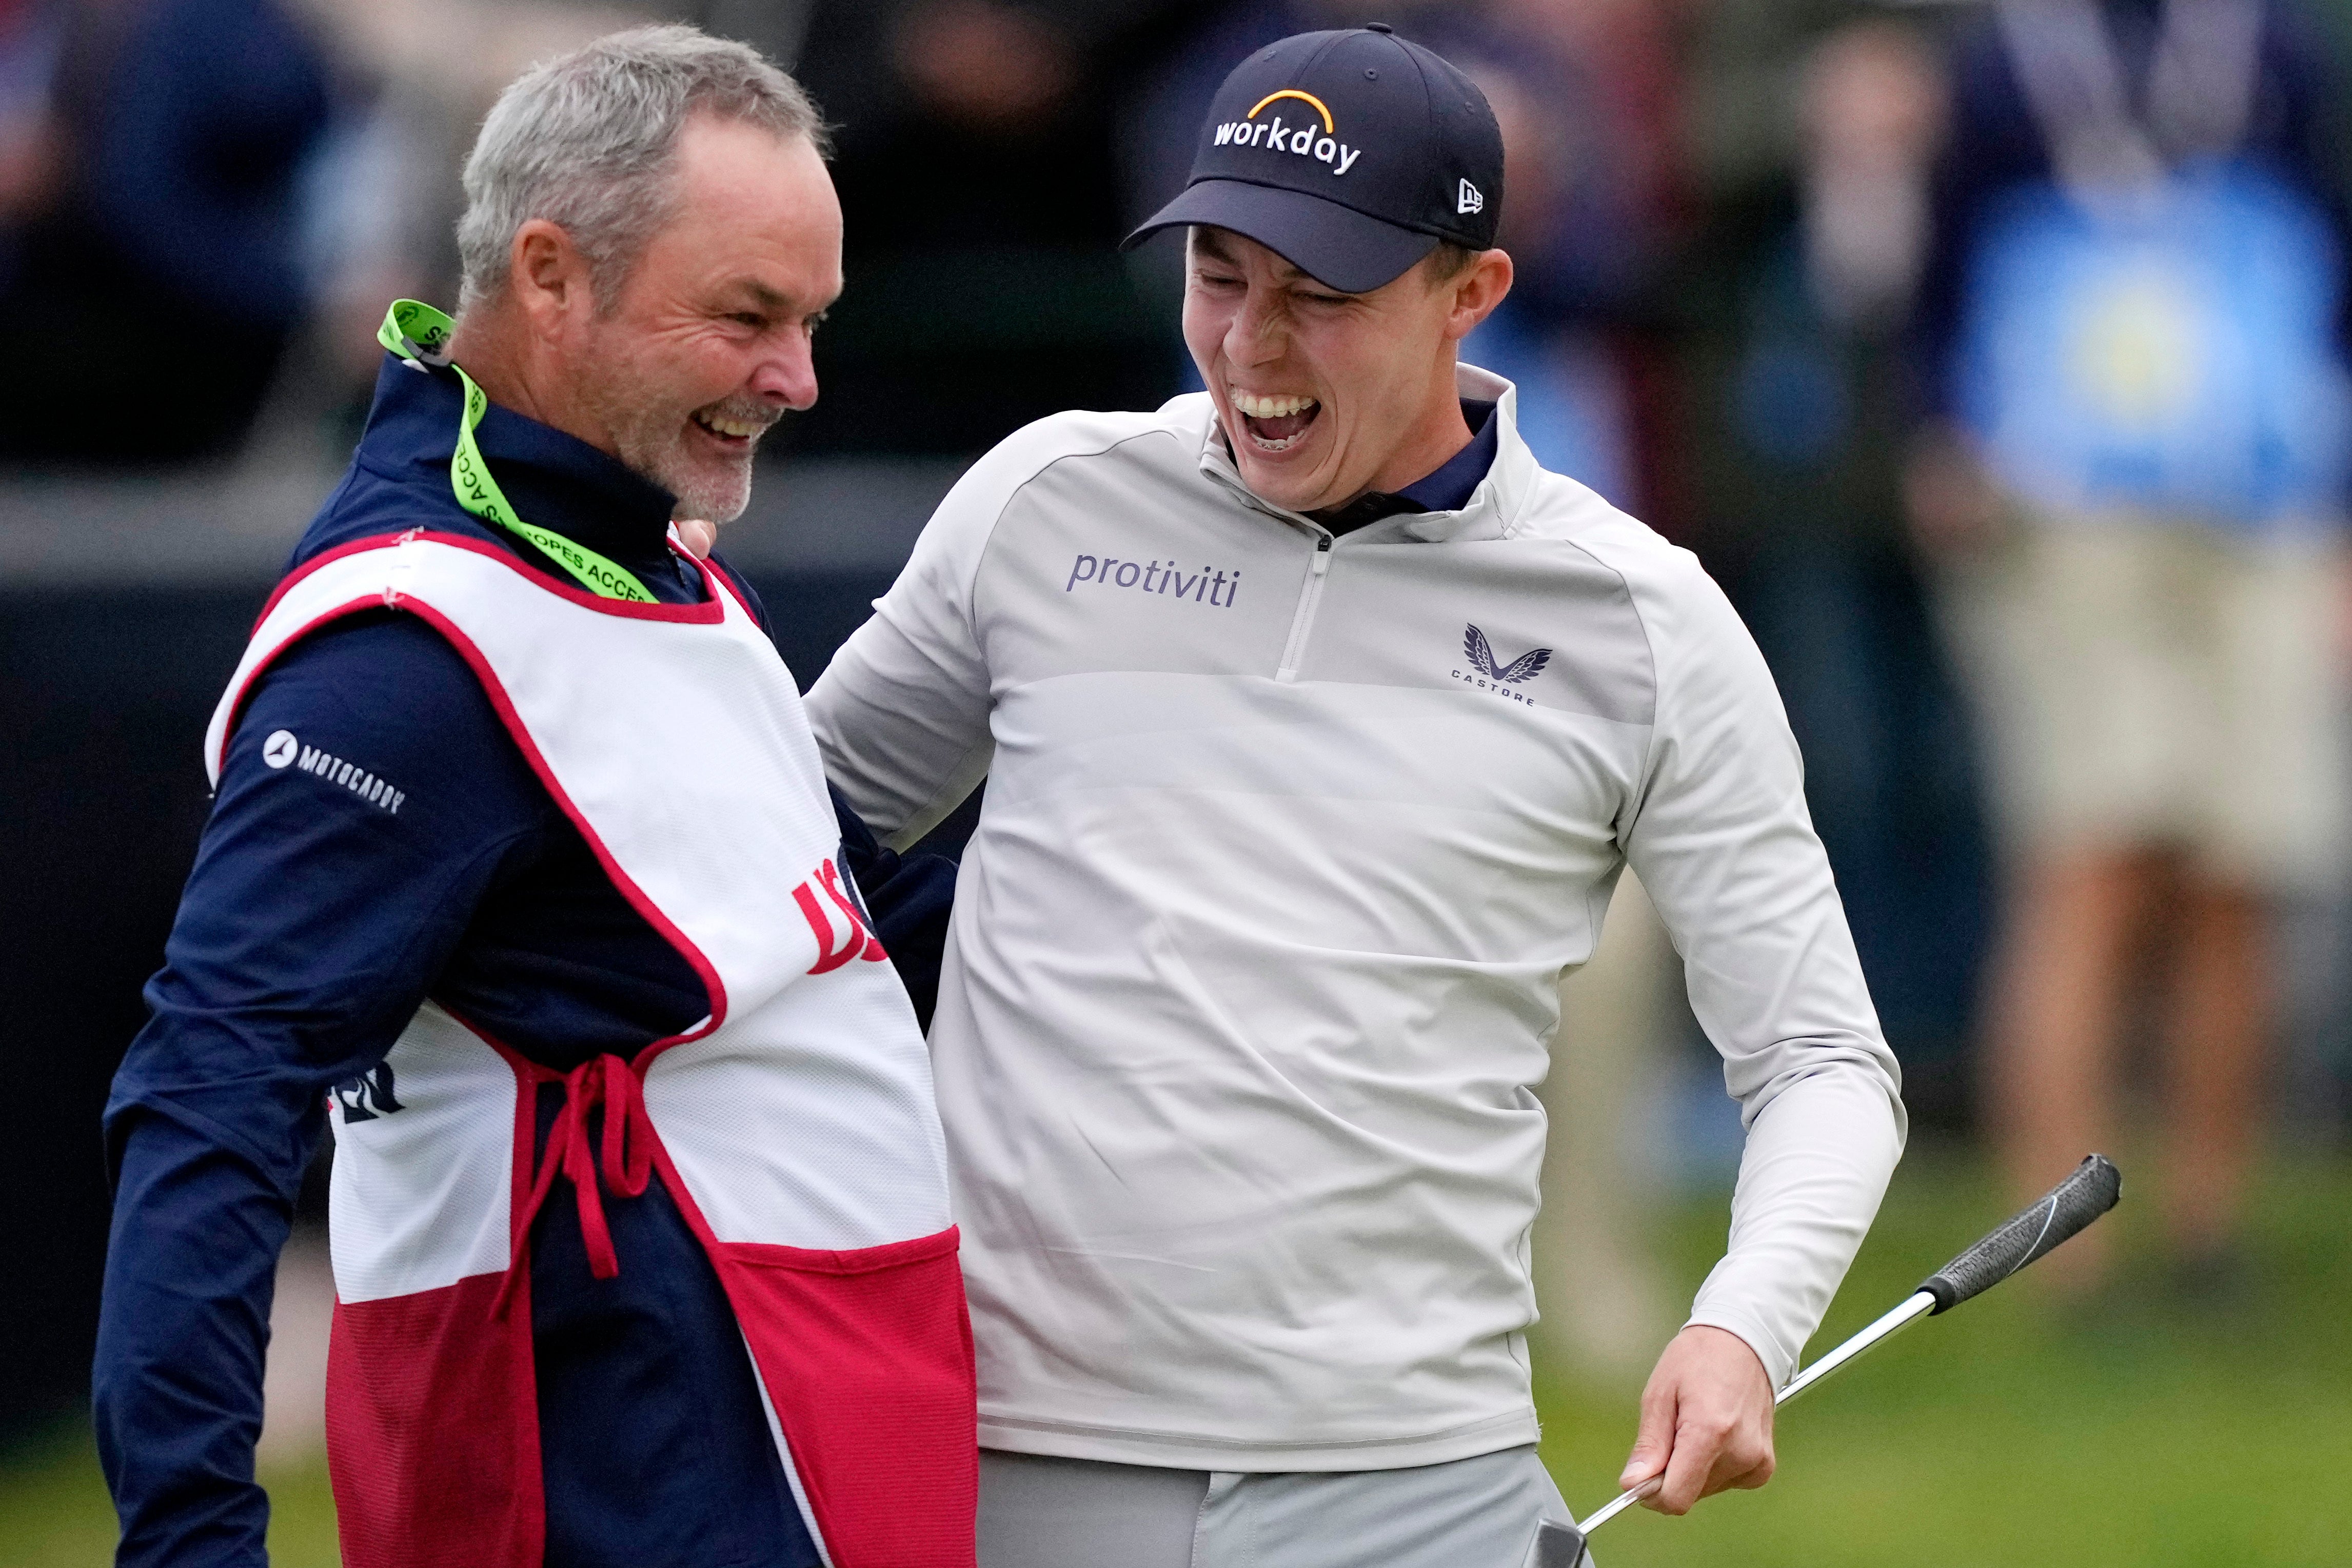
[1531,1154,2123,1568]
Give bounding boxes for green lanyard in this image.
[377,300,657,603]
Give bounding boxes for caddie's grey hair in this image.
[456,25,828,312]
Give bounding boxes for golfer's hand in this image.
[675,519,717,559]
[1618,1325,1775,1515]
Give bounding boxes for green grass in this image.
[7,1147,2346,1566]
[0,1435,338,1568]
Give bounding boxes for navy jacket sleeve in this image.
[95,614,554,1567]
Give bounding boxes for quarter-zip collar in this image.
[1195,363,1536,546]
[1309,400,1498,535]
[1391,399,1500,513]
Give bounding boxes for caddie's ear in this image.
[1442,248,1515,344]
[507,218,595,340]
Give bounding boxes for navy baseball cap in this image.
[1123,25,1504,294]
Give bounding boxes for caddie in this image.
[93,28,973,1568]
[804,26,1907,1567]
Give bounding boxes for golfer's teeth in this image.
[699,411,761,438]
[1232,391,1317,419]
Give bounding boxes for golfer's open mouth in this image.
[1232,389,1321,452]
[691,408,767,450]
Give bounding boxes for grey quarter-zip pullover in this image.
[806,365,1906,1472]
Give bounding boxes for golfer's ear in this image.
[1446,248,1513,341]
[508,219,593,335]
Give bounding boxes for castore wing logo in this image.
[1462,624,1550,684]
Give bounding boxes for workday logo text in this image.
[1212,89,1363,176]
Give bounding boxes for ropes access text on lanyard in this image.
[377,299,658,603]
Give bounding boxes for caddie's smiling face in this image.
[575,114,842,522]
[1183,226,1510,514]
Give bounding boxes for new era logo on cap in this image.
[1123,26,1505,295]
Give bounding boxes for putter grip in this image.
[1919,1154,2121,1314]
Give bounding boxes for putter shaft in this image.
[1551,1159,2120,1564]
[1774,1288,1934,1408]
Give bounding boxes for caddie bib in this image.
[204,528,974,1568]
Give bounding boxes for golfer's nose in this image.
[1224,284,1286,366]
[750,330,820,411]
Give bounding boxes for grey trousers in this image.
[975,1444,1590,1568]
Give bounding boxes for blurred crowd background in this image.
[5,0,2351,1562]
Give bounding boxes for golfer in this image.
[94,30,972,1568]
[806,27,1906,1567]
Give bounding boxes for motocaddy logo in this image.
[1453,623,1550,705]
[263,729,407,815]
[1211,89,1363,176]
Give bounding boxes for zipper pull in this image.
[1312,534,1333,572]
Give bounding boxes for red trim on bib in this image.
[220,543,736,1044]
[703,555,758,620]
[251,530,725,631]
[220,533,729,781]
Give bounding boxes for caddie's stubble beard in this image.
[577,330,763,524]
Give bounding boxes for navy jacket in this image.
[93,354,954,1568]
